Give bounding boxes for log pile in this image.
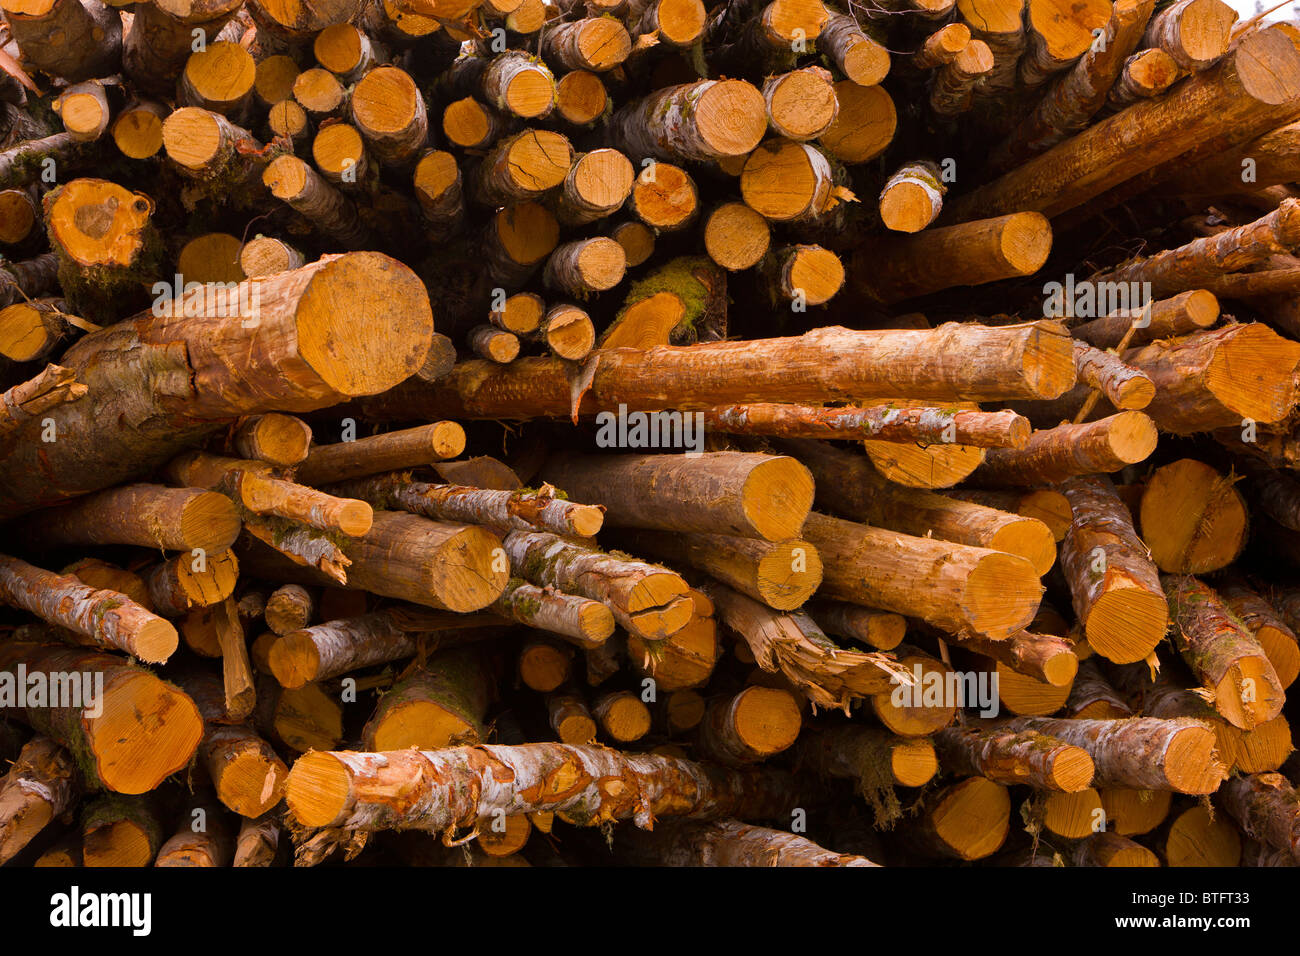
[1,0,1300,870]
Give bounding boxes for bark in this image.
[155,797,233,866]
[123,0,243,94]
[0,735,77,863]
[1165,575,1285,730]
[803,511,1043,641]
[1106,48,1181,108]
[234,813,281,866]
[1001,716,1226,793]
[1072,341,1155,410]
[934,724,1095,792]
[0,253,433,517]
[243,517,351,585]
[0,642,203,793]
[285,742,804,831]
[1058,475,1168,664]
[0,252,58,308]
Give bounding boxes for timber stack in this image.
[0,0,1299,869]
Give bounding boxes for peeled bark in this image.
[0,364,86,439]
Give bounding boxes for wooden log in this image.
[804,511,1043,640]
[263,155,370,248]
[1059,475,1168,664]
[970,412,1158,485]
[798,725,937,799]
[554,69,608,126]
[1164,574,1285,730]
[541,452,812,541]
[609,79,766,162]
[619,529,821,611]
[616,818,877,866]
[950,629,1079,687]
[265,584,315,636]
[820,80,896,163]
[330,474,604,537]
[1002,716,1226,793]
[929,39,993,116]
[362,651,489,750]
[0,0,122,82]
[181,41,255,117]
[155,797,233,866]
[816,10,889,84]
[708,402,1028,447]
[543,237,626,295]
[474,129,573,206]
[1019,0,1113,88]
[593,690,651,743]
[312,123,368,184]
[481,201,560,286]
[784,437,1054,574]
[81,794,164,867]
[0,253,59,310]
[1066,658,1132,718]
[0,364,86,438]
[806,601,906,650]
[1139,458,1247,573]
[175,670,288,818]
[879,160,945,233]
[911,22,969,70]
[553,148,634,226]
[228,414,313,467]
[628,161,698,232]
[946,29,1300,222]
[539,303,595,359]
[547,694,597,744]
[295,423,465,486]
[234,814,281,867]
[1107,48,1181,107]
[1072,341,1156,410]
[1142,0,1236,72]
[0,252,431,517]
[0,736,77,863]
[383,322,1076,419]
[285,742,803,830]
[703,202,771,272]
[935,724,1095,791]
[697,686,801,765]
[1214,579,1300,690]
[143,549,239,617]
[906,776,1010,860]
[1071,830,1160,866]
[851,213,1052,304]
[741,140,844,226]
[1164,803,1242,867]
[0,643,202,793]
[1071,289,1219,347]
[541,17,632,72]
[763,66,838,141]
[1221,772,1300,861]
[627,602,719,691]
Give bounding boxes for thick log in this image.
[378,323,1076,421]
[1139,458,1247,573]
[541,452,812,541]
[285,742,803,830]
[970,412,1157,486]
[1070,289,1219,348]
[361,651,489,751]
[803,511,1043,641]
[0,252,434,518]
[934,724,1094,791]
[0,643,202,793]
